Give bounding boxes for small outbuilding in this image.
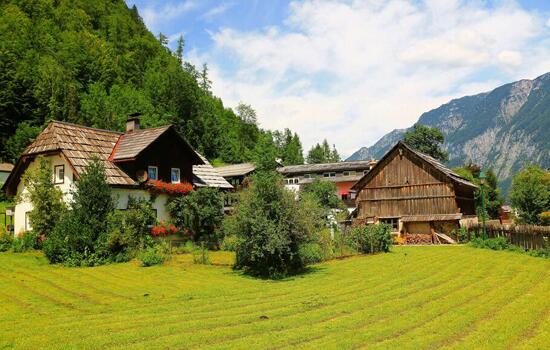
[351,142,477,243]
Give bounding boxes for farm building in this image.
[2,117,231,235]
[278,160,377,210]
[216,163,256,190]
[351,142,477,243]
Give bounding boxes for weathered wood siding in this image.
[356,147,460,219]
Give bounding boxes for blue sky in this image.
[126,0,550,157]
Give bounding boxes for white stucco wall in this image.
[14,155,74,235]
[13,155,172,235]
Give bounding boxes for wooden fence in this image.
[465,223,550,250]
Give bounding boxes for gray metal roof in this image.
[278,160,376,175]
[193,154,233,189]
[216,163,256,177]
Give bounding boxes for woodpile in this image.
[406,234,433,245]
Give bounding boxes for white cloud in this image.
[201,2,234,21]
[141,1,196,34]
[546,16,550,27]
[199,0,550,157]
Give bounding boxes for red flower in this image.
[145,180,193,196]
[150,221,180,237]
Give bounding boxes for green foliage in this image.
[298,243,324,265]
[0,227,13,252]
[138,243,169,267]
[528,237,550,259]
[18,157,66,237]
[470,237,513,251]
[453,165,503,219]
[231,171,308,278]
[273,129,304,166]
[4,122,42,162]
[12,231,40,253]
[168,187,224,244]
[540,212,550,226]
[510,165,550,225]
[0,0,298,165]
[306,139,340,164]
[349,224,393,254]
[403,124,448,161]
[44,157,115,264]
[220,234,237,252]
[192,242,210,265]
[302,178,343,209]
[105,197,156,258]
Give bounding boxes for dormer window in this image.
[148,166,158,180]
[54,165,64,184]
[171,168,181,183]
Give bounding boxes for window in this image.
[54,165,64,184]
[343,171,350,176]
[25,212,32,231]
[363,170,369,175]
[341,193,349,200]
[294,178,299,184]
[304,174,312,179]
[171,168,181,183]
[148,166,158,180]
[380,218,399,231]
[323,172,336,178]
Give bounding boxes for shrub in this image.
[175,240,195,254]
[12,231,40,253]
[470,237,511,251]
[44,157,115,265]
[192,243,210,265]
[232,171,308,278]
[540,212,550,226]
[299,243,324,264]
[509,165,550,224]
[220,234,237,252]
[0,227,13,252]
[138,243,169,267]
[168,187,224,245]
[17,157,66,239]
[349,224,393,254]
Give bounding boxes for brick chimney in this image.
[126,113,141,133]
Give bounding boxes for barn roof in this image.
[277,160,376,175]
[216,163,256,177]
[193,154,233,189]
[352,141,477,191]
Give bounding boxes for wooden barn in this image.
[351,142,477,244]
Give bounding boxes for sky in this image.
[126,0,550,158]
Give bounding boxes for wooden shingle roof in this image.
[216,163,256,177]
[112,125,171,160]
[278,160,376,175]
[22,121,135,186]
[0,163,14,172]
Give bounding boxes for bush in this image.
[349,224,393,254]
[299,243,324,264]
[168,187,224,245]
[192,243,210,265]
[540,212,550,226]
[232,171,308,278]
[470,237,512,251]
[44,158,114,265]
[0,228,13,252]
[220,234,237,252]
[175,240,195,254]
[12,231,41,253]
[138,243,169,267]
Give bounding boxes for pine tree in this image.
[199,63,212,93]
[158,32,168,47]
[175,34,185,64]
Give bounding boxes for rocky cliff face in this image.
[347,72,550,194]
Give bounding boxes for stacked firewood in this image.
[406,234,433,245]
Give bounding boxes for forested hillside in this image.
[0,0,303,165]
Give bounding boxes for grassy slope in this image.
[0,246,549,349]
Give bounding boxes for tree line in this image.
[0,0,341,167]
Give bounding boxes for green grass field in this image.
[1,246,549,349]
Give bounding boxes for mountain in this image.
[347,72,550,194]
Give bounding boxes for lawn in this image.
[0,246,549,349]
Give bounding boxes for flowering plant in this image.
[145,180,193,195]
[150,221,179,237]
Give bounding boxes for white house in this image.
[2,117,231,235]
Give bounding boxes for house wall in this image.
[0,171,9,183]
[14,154,75,235]
[356,148,460,220]
[13,155,172,236]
